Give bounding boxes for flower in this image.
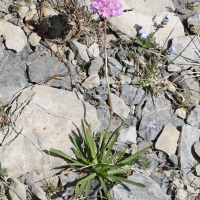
[90,0,123,19]
[162,13,172,20]
[139,29,149,38]
[166,46,175,54]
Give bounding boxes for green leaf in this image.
[85,127,98,164]
[98,176,113,200]
[50,148,78,163]
[157,85,168,93]
[138,47,144,53]
[117,145,151,166]
[108,175,145,188]
[102,132,120,163]
[70,134,85,156]
[107,169,127,176]
[71,147,88,164]
[84,179,92,198]
[75,173,96,197]
[107,151,126,165]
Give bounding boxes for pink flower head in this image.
[90,0,123,19]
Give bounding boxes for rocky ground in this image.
[0,0,200,199]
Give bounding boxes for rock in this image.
[175,188,188,200]
[66,48,74,61]
[87,42,99,58]
[137,140,152,151]
[0,85,100,177]
[0,1,9,13]
[70,41,90,64]
[18,6,29,19]
[196,164,200,176]
[120,75,131,85]
[28,55,77,90]
[150,172,170,194]
[65,171,79,182]
[111,93,130,119]
[0,20,27,52]
[95,86,108,101]
[120,85,145,106]
[175,88,199,109]
[186,105,200,127]
[88,56,104,75]
[112,172,171,200]
[28,32,41,47]
[0,50,28,105]
[107,0,184,48]
[168,154,178,167]
[168,36,200,69]
[176,71,200,91]
[180,124,200,184]
[155,124,180,156]
[194,141,200,158]
[8,178,26,200]
[42,6,59,17]
[26,179,47,200]
[175,108,187,119]
[108,57,123,76]
[82,74,100,89]
[168,64,181,72]
[139,96,172,140]
[118,126,137,144]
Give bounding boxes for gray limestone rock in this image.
[120,85,145,106]
[70,40,89,64]
[108,57,123,76]
[118,126,137,144]
[0,50,28,105]
[112,172,171,200]
[155,124,180,156]
[111,93,130,119]
[139,96,173,140]
[26,179,47,200]
[28,55,78,90]
[150,172,170,194]
[8,178,26,200]
[82,74,100,89]
[194,141,200,158]
[168,154,178,167]
[88,56,104,76]
[0,20,27,52]
[180,124,200,185]
[186,105,200,127]
[107,0,184,48]
[168,36,200,69]
[0,85,100,177]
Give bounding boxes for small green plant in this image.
[11,6,20,12]
[90,100,99,107]
[0,166,9,197]
[50,120,150,200]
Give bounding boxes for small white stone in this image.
[163,171,170,177]
[28,32,41,47]
[130,105,135,114]
[175,108,186,119]
[82,74,100,89]
[4,14,12,21]
[31,9,37,15]
[196,164,200,176]
[173,178,181,187]
[120,74,131,84]
[155,124,180,156]
[25,14,34,21]
[23,26,31,35]
[187,184,195,193]
[18,6,29,19]
[87,43,99,58]
[168,64,181,72]
[118,126,137,144]
[167,82,176,93]
[42,7,59,17]
[72,60,77,65]
[30,4,36,10]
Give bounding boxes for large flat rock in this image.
[0,85,101,177]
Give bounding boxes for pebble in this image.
[82,74,100,89]
[28,32,41,47]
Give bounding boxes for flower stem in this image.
[104,18,113,117]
